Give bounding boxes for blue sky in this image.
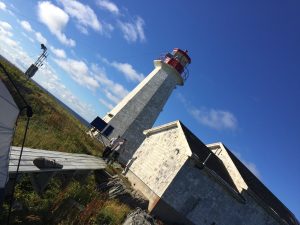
[0,0,299,219]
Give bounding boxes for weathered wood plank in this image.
[8,146,106,174]
[11,147,98,158]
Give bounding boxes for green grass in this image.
[0,58,102,155]
[0,58,132,224]
[0,175,131,225]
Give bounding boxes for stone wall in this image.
[161,161,281,225]
[127,122,189,210]
[103,63,180,164]
[126,122,284,225]
[207,143,248,192]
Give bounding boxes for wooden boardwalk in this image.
[9,146,106,173]
[7,146,106,194]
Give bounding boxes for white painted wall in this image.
[103,62,184,163]
[207,143,248,192]
[162,163,281,225]
[126,121,190,210]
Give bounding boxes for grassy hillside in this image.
[0,58,101,155]
[0,58,131,224]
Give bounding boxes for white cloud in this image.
[190,108,237,130]
[35,32,47,44]
[103,89,120,104]
[54,59,129,109]
[118,16,145,42]
[54,58,100,90]
[0,45,32,71]
[20,20,33,32]
[0,21,34,70]
[0,2,15,16]
[232,151,261,178]
[105,23,114,32]
[95,1,146,41]
[101,22,115,37]
[0,1,6,10]
[37,1,75,47]
[0,21,18,47]
[99,98,113,110]
[177,93,238,130]
[101,57,144,82]
[244,162,260,178]
[33,65,97,121]
[135,17,145,41]
[19,20,48,45]
[0,19,95,121]
[91,64,129,106]
[0,21,12,31]
[96,0,119,15]
[58,0,101,34]
[2,51,96,121]
[21,32,35,43]
[76,25,88,35]
[110,61,144,82]
[0,36,18,47]
[50,46,66,58]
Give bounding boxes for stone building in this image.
[125,121,299,225]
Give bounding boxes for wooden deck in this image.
[9,146,106,173]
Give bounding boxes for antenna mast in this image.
[25,44,48,79]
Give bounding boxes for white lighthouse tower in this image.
[102,48,191,163]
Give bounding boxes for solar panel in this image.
[90,117,107,131]
[102,125,114,137]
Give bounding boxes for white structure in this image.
[101,49,191,164]
[0,79,19,203]
[126,121,299,225]
[8,146,106,194]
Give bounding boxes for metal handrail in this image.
[157,53,190,82]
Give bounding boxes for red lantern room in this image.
[162,48,191,82]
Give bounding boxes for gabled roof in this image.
[207,141,299,225]
[222,144,299,225]
[143,120,299,225]
[143,121,240,193]
[178,122,239,193]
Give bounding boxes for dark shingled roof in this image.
[223,145,299,225]
[179,121,299,225]
[179,122,238,193]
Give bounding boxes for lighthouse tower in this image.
[103,48,191,163]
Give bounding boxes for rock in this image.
[96,173,149,210]
[123,208,156,225]
[107,176,128,199]
[12,200,23,211]
[33,157,63,169]
[51,198,84,224]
